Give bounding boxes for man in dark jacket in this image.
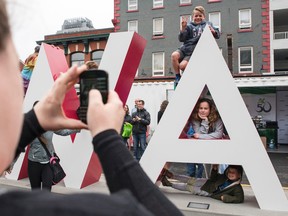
[131,100,151,161]
[161,165,244,203]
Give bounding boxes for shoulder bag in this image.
[38,136,66,185]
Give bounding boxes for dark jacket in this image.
[131,108,150,134]
[178,20,220,56]
[201,166,244,203]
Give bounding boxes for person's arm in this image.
[178,28,189,42]
[221,186,244,203]
[208,21,220,39]
[87,90,183,216]
[93,129,182,216]
[126,115,133,124]
[15,109,45,158]
[197,119,224,139]
[140,111,150,126]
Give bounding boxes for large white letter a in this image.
[140,27,288,211]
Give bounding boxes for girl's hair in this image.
[191,98,219,127]
[193,6,205,16]
[160,100,169,112]
[0,0,11,51]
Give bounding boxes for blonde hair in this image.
[193,6,205,16]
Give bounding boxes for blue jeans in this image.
[133,133,147,161]
[187,163,204,178]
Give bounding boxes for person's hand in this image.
[34,65,88,131]
[198,113,208,121]
[181,17,187,31]
[87,90,124,137]
[193,133,199,139]
[209,25,216,35]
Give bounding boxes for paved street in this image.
[0,149,287,216]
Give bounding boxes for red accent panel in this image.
[114,32,147,104]
[43,44,69,78]
[44,43,80,142]
[80,153,102,188]
[18,145,30,179]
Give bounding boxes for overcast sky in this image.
[7,0,114,61]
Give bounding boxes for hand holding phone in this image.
[77,69,109,123]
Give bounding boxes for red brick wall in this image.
[261,0,270,72]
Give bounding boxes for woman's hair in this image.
[124,104,129,115]
[160,100,169,112]
[193,6,205,16]
[0,0,11,51]
[191,98,219,127]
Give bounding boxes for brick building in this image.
[37,17,114,67]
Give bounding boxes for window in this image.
[128,0,138,11]
[91,50,104,65]
[180,15,191,28]
[209,12,221,31]
[153,18,164,36]
[71,52,84,67]
[152,52,164,76]
[238,47,253,72]
[180,0,191,4]
[153,0,163,8]
[128,20,138,32]
[239,9,252,29]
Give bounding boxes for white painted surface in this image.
[140,26,288,211]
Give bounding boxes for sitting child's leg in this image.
[173,174,191,183]
[171,182,189,191]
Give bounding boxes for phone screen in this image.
[80,70,108,107]
[78,70,108,123]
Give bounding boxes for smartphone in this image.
[78,69,109,123]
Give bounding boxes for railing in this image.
[274,31,288,40]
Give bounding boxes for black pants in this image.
[28,160,53,191]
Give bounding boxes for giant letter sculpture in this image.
[140,27,288,211]
[7,32,146,189]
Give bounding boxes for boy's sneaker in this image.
[174,74,181,89]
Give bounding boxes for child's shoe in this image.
[174,74,181,89]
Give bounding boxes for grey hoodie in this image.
[28,129,79,163]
